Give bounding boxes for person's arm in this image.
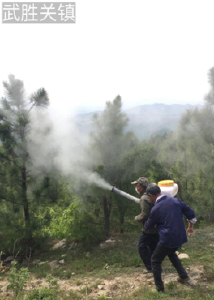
[144,207,158,230]
[186,217,197,236]
[135,197,151,223]
[180,200,196,222]
[180,200,196,236]
[186,220,194,236]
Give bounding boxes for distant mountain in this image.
[73,103,199,140]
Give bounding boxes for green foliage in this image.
[0,75,50,244]
[150,67,214,221]
[197,219,207,228]
[87,95,139,235]
[45,274,58,288]
[25,287,58,300]
[90,95,138,180]
[8,261,29,299]
[38,200,105,245]
[0,206,25,253]
[29,88,49,109]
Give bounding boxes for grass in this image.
[26,231,142,280]
[1,224,214,299]
[113,285,214,300]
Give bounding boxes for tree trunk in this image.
[184,149,188,191]
[21,166,30,223]
[103,197,111,236]
[120,213,124,233]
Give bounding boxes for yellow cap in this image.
[158,180,174,187]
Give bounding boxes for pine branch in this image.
[29,88,49,110]
[0,196,22,205]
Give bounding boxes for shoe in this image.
[157,289,165,292]
[142,269,153,274]
[177,276,196,286]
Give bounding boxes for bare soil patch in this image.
[0,264,206,299]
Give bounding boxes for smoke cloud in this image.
[27,110,112,191]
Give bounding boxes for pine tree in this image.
[0,75,49,238]
[89,95,138,235]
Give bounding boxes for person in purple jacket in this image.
[145,184,196,292]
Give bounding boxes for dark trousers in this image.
[151,244,188,291]
[138,231,159,270]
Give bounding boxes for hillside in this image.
[0,224,213,299]
[73,103,199,139]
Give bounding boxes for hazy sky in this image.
[1,0,214,116]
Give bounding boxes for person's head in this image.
[131,177,149,195]
[146,183,161,202]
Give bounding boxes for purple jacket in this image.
[145,195,195,248]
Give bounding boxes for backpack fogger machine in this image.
[111,180,178,202]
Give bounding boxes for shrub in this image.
[8,261,29,299]
[26,287,58,300]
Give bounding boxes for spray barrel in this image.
[158,180,178,197]
[112,187,140,203]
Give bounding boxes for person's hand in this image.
[187,227,194,237]
[187,220,194,237]
[134,216,138,221]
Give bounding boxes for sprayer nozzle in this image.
[111,186,140,203]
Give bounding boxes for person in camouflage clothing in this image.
[132,177,159,273]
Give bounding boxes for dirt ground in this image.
[0,264,206,299]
